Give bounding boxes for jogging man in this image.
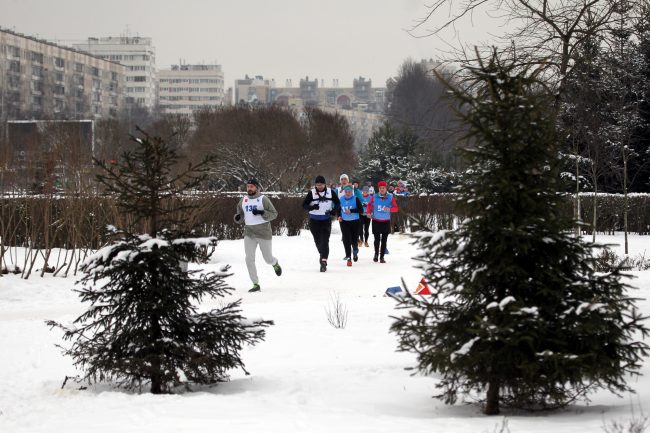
[303,175,340,272]
[233,178,282,292]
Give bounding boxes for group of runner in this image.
[234,175,399,292]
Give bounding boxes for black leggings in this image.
[372,220,391,257]
[309,218,332,260]
[340,219,359,258]
[360,215,371,242]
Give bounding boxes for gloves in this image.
[251,209,265,216]
[309,204,320,211]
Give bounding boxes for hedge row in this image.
[1,193,648,249]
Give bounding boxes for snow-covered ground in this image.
[1,229,649,433]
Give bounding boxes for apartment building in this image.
[74,36,156,109]
[158,64,224,115]
[234,75,272,104]
[0,27,126,120]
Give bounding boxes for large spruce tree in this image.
[390,51,649,414]
[49,129,272,393]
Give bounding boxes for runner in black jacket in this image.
[302,175,340,272]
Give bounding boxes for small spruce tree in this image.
[390,50,649,414]
[49,128,272,393]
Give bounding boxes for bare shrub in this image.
[603,416,649,433]
[325,292,349,330]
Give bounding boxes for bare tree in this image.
[410,0,639,96]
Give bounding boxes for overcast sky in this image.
[0,0,499,88]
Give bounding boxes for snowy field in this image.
[1,228,649,433]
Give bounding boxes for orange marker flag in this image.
[415,278,432,295]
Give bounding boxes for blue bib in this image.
[340,194,360,221]
[372,193,393,220]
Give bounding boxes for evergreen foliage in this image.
[48,129,272,393]
[390,51,649,414]
[358,121,458,192]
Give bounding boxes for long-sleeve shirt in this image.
[302,187,341,220]
[233,193,278,240]
[366,194,399,222]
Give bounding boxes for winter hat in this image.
[343,185,353,191]
[340,174,349,180]
[246,178,260,188]
[378,180,387,188]
[315,175,326,184]
[362,186,369,192]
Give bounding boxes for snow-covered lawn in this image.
[1,229,649,433]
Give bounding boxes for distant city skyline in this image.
[0,0,500,87]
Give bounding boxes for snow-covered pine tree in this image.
[48,128,272,394]
[358,121,419,185]
[390,50,649,415]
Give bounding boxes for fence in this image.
[2,193,649,276]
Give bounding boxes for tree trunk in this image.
[484,379,500,415]
[592,178,597,243]
[623,156,628,256]
[575,154,581,237]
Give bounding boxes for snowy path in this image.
[1,231,649,433]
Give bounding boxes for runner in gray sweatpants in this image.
[233,178,282,292]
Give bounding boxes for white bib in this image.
[309,188,334,216]
[242,196,266,226]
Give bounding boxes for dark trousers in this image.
[339,219,359,258]
[309,218,331,260]
[360,215,371,242]
[372,220,391,258]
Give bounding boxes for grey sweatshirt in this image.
[233,192,278,240]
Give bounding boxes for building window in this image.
[126,97,135,103]
[75,62,84,73]
[75,88,84,98]
[53,85,65,95]
[134,76,146,82]
[32,95,43,106]
[54,99,65,112]
[74,75,84,86]
[55,72,64,83]
[92,79,101,89]
[31,80,44,93]
[31,51,44,63]
[76,101,85,112]
[32,65,44,77]
[54,57,65,68]
[8,75,21,88]
[7,45,21,58]
[111,71,118,81]
[9,61,20,73]
[91,67,99,77]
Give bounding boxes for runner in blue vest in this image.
[302,175,340,272]
[359,186,372,247]
[337,185,363,267]
[366,180,399,263]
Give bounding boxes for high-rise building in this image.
[74,36,156,110]
[158,64,224,115]
[0,27,125,120]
